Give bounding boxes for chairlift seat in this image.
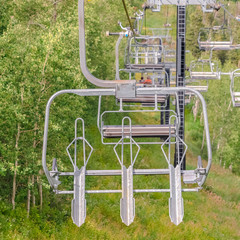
[191,72,219,80]
[118,95,166,104]
[165,54,175,58]
[233,92,240,97]
[199,45,234,50]
[102,124,175,138]
[125,63,165,69]
[200,41,232,45]
[125,63,176,70]
[186,85,208,92]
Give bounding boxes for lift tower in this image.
[175,5,186,169]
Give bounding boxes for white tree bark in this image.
[12,123,21,210]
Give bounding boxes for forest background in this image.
[0,0,240,239]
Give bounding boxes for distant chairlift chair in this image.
[198,26,240,50]
[190,59,220,82]
[230,69,240,107]
[124,36,175,71]
[149,28,172,42]
[125,36,164,70]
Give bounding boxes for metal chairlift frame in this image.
[126,36,164,65]
[230,69,240,107]
[189,58,221,80]
[42,87,212,227]
[133,10,145,35]
[124,36,176,71]
[198,26,237,50]
[115,70,170,107]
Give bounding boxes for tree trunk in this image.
[217,128,222,151]
[37,169,43,211]
[32,175,35,207]
[31,121,38,208]
[201,128,205,153]
[53,1,58,22]
[192,99,199,122]
[12,123,21,210]
[27,176,31,218]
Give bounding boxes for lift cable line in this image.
[121,0,136,37]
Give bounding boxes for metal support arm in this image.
[78,0,135,88]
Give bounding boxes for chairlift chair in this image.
[124,36,176,71]
[149,28,172,41]
[125,36,164,66]
[42,87,212,228]
[190,59,220,80]
[115,70,170,107]
[198,26,235,50]
[230,69,240,107]
[98,95,177,144]
[41,0,214,228]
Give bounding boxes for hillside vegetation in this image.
[0,0,240,239]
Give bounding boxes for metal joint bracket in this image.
[116,82,136,98]
[195,168,206,175]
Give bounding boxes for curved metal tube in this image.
[78,0,135,87]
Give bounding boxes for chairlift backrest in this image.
[149,28,172,40]
[125,36,164,65]
[97,95,179,145]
